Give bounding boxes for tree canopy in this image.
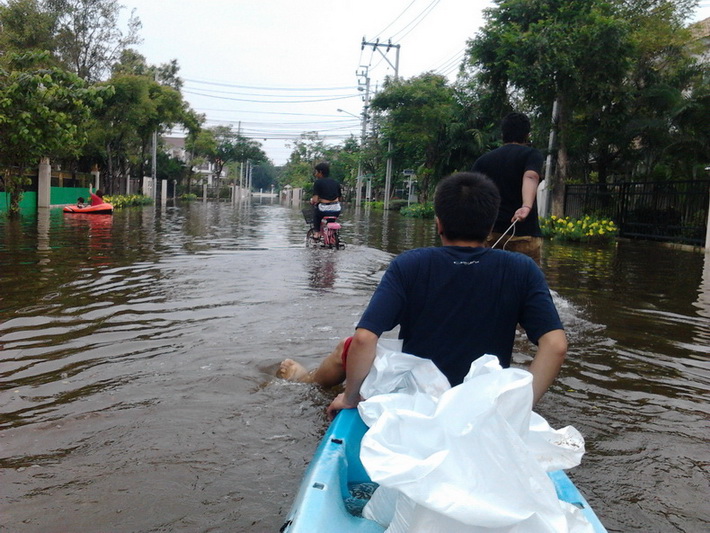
[0,51,111,214]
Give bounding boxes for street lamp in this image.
[337,108,359,119]
[337,108,366,207]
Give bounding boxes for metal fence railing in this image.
[564,180,710,245]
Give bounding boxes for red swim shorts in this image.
[341,336,354,366]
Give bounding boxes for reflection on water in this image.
[0,203,708,533]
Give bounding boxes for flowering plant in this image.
[103,194,153,208]
[540,215,618,242]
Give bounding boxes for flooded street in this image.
[1,201,708,532]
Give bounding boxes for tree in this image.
[280,132,329,190]
[85,69,199,193]
[465,0,705,213]
[184,127,215,192]
[0,0,57,60]
[0,51,111,215]
[48,0,142,82]
[370,73,458,201]
[466,0,632,214]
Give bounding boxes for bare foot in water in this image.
[278,359,312,382]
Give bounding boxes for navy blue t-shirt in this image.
[357,246,563,386]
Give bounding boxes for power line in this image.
[372,0,417,40]
[183,89,361,104]
[183,78,356,92]
[389,0,440,42]
[183,84,358,100]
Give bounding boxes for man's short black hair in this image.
[434,172,500,242]
[501,112,531,144]
[314,161,330,177]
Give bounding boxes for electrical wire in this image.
[371,0,417,40]
[183,89,361,104]
[389,0,440,42]
[183,78,356,92]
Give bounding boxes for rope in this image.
[491,221,517,250]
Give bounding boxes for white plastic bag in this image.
[360,338,451,399]
[358,349,590,533]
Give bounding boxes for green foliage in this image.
[87,65,200,191]
[103,193,152,208]
[51,0,143,83]
[540,215,619,242]
[400,202,435,218]
[178,193,197,201]
[0,51,111,215]
[0,0,57,59]
[463,0,707,207]
[371,73,459,200]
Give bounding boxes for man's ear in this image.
[435,216,443,236]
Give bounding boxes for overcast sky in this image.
[120,1,710,166]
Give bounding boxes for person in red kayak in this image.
[278,172,567,416]
[90,190,105,206]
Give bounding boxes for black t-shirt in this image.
[313,177,341,201]
[472,144,544,236]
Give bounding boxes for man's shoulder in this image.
[394,246,438,260]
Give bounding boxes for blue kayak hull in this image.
[281,409,606,532]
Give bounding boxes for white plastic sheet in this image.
[357,345,591,533]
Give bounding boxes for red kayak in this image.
[63,203,113,214]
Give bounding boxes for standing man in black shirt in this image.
[472,112,544,263]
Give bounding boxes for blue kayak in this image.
[280,409,607,532]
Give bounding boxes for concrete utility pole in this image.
[539,99,559,218]
[355,66,371,208]
[362,38,400,210]
[152,72,158,200]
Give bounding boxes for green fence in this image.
[0,167,93,214]
[0,191,37,214]
[53,187,91,206]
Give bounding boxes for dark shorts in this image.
[341,336,354,366]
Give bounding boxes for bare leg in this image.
[278,338,347,388]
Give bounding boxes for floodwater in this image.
[0,201,707,533]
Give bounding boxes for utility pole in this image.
[362,38,400,210]
[540,99,559,218]
[152,130,157,200]
[355,66,371,208]
[152,72,158,200]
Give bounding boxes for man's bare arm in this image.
[326,328,378,418]
[529,328,567,405]
[512,171,541,222]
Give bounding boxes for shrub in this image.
[364,199,410,211]
[179,193,198,201]
[400,202,435,218]
[103,194,153,209]
[540,215,619,242]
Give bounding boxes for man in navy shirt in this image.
[279,172,566,416]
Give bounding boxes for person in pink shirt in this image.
[90,190,105,206]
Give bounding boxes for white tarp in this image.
[357,341,591,533]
